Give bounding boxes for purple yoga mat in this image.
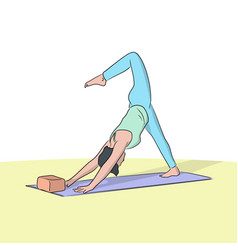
[26,172,211,197]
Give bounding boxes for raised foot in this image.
[84,74,106,88]
[160,166,180,178]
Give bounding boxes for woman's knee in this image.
[127,52,141,62]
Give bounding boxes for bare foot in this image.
[160,166,180,178]
[84,74,106,88]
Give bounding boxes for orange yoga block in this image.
[37,175,65,192]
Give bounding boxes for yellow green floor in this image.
[0,159,236,243]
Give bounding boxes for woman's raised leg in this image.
[103,52,178,174]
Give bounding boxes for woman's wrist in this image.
[72,176,78,183]
[88,182,96,189]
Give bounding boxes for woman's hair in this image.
[98,146,119,176]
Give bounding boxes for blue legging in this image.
[103,52,176,168]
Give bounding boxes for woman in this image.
[66,52,180,193]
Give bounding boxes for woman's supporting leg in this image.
[146,106,176,168]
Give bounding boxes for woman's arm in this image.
[66,140,110,187]
[74,130,131,193]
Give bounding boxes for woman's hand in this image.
[65,179,75,187]
[73,185,94,194]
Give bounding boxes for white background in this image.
[0,0,237,162]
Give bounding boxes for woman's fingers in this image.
[73,186,86,192]
[73,186,92,194]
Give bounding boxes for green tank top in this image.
[110,105,148,149]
